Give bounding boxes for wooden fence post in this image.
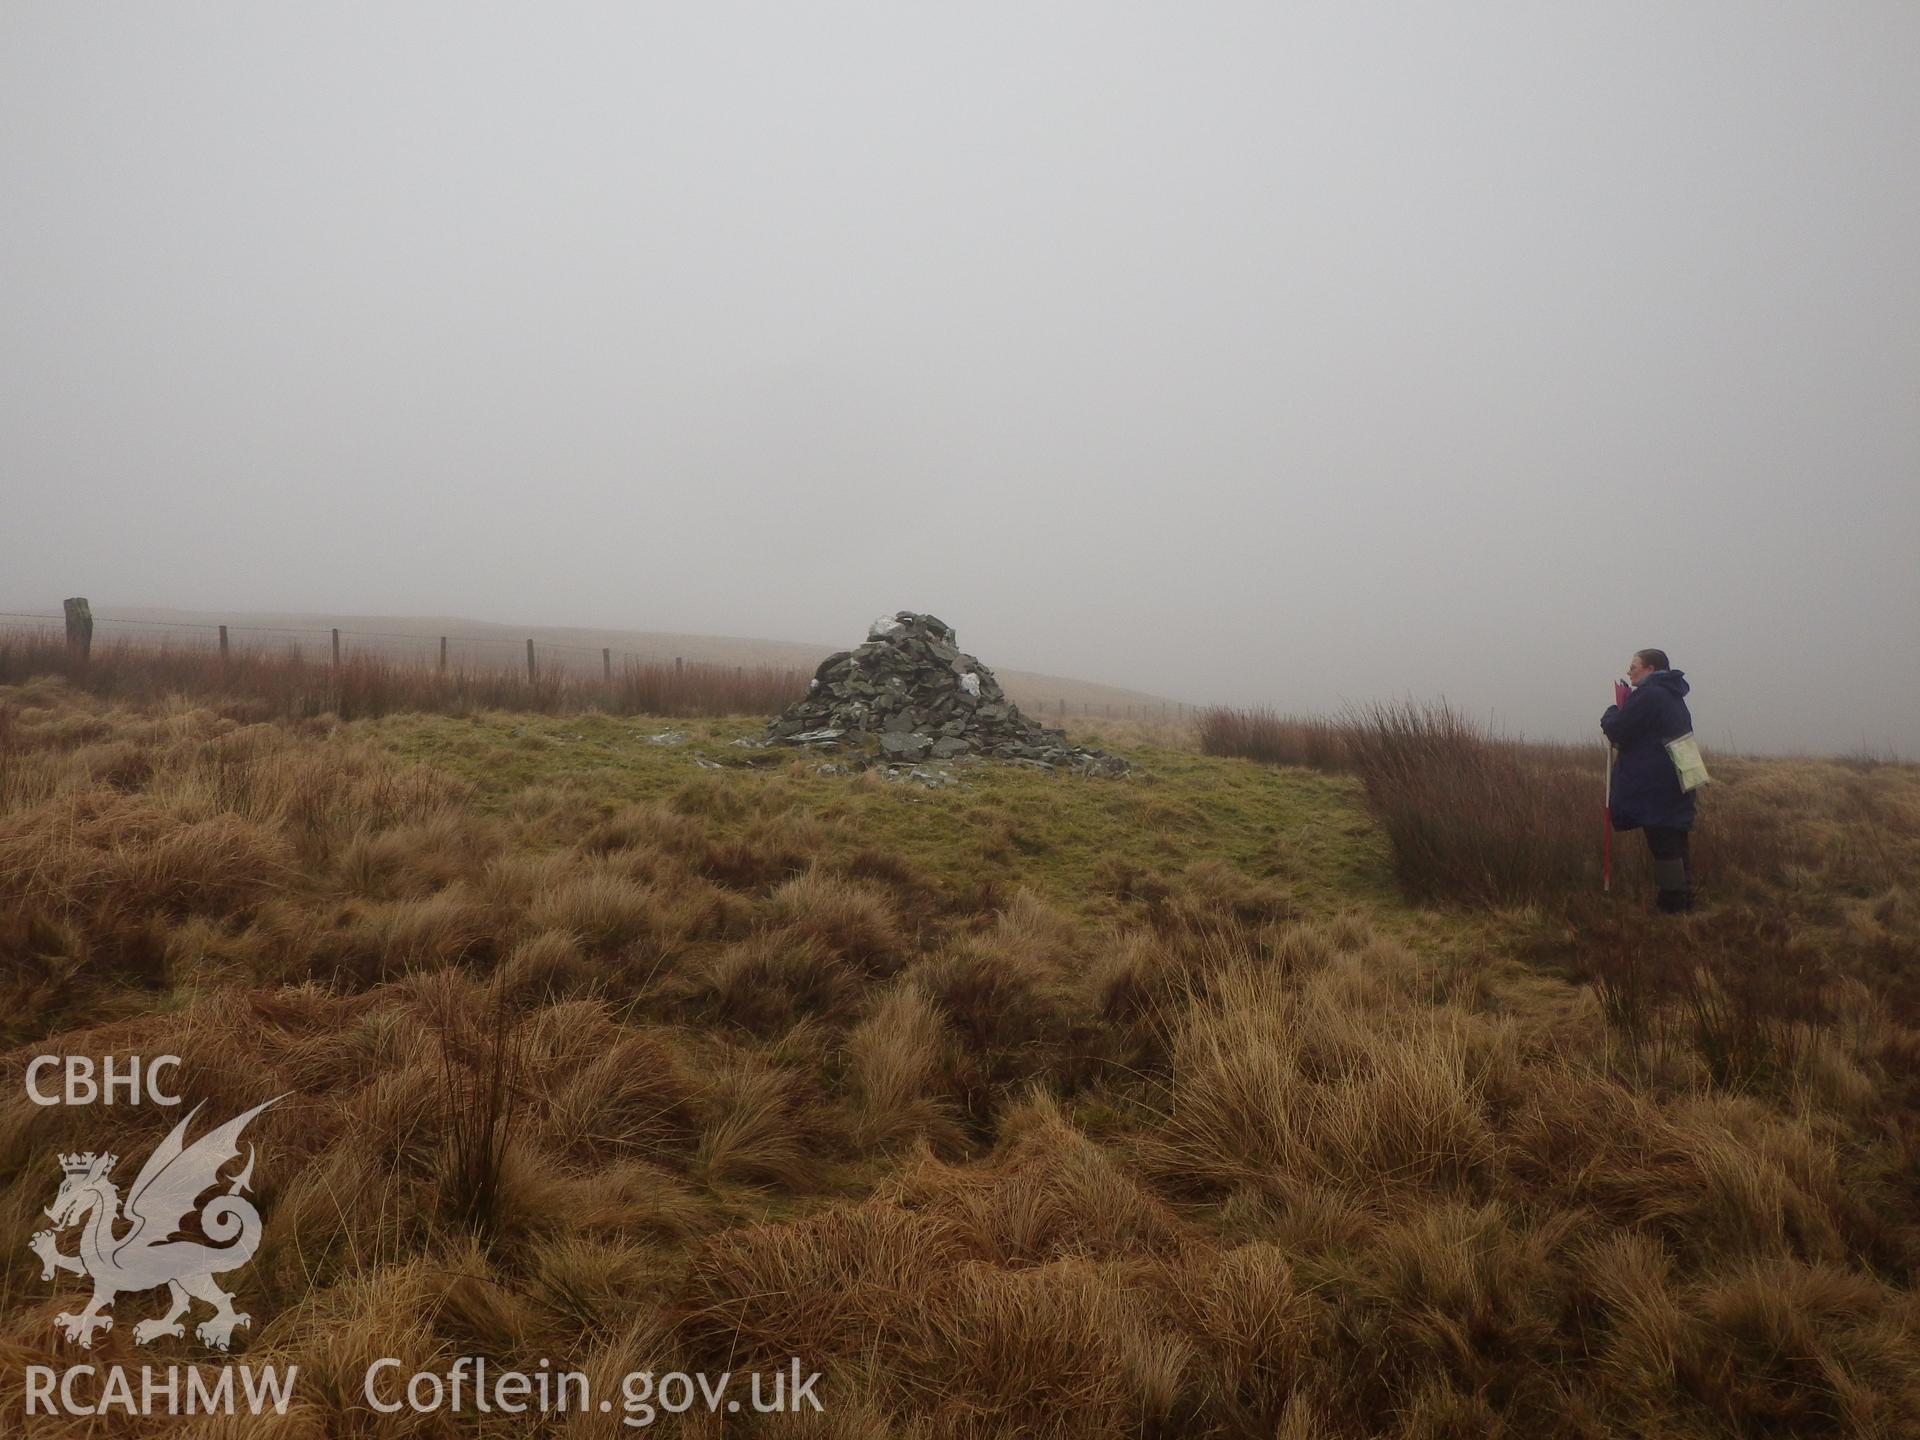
[602,647,612,682]
[331,628,340,669]
[675,656,684,675]
[218,624,229,668]
[526,639,536,682]
[63,597,93,662]
[439,636,448,672]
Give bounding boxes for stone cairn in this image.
[766,612,1129,776]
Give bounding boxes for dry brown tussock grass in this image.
[1153,960,1504,1202]
[2,681,1917,1437]
[841,983,966,1154]
[763,869,910,975]
[909,891,1080,1048]
[691,1054,827,1190]
[545,1030,702,1162]
[879,1090,1187,1266]
[681,930,860,1037]
[490,927,598,1005]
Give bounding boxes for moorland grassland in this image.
[1,643,1916,1438]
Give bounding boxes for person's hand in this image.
[1614,679,1631,709]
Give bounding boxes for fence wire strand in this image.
[1,611,1188,720]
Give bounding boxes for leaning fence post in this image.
[439,636,448,672]
[218,624,230,669]
[63,597,93,663]
[331,628,341,669]
[526,639,536,682]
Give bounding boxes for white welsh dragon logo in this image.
[29,1096,284,1351]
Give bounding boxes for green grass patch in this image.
[371,710,1397,921]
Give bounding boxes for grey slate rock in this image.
[879,731,932,760]
[765,610,1129,777]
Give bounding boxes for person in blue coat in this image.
[1601,649,1697,912]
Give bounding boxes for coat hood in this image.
[1637,668,1689,699]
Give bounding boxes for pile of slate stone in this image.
[766,612,1129,776]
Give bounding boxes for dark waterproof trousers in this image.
[1644,826,1693,912]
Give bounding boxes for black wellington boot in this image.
[1653,856,1692,913]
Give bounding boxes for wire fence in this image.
[0,611,1194,723]
[0,610,682,674]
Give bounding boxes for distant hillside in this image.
[72,606,1192,719]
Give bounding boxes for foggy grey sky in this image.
[4,4,1916,755]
